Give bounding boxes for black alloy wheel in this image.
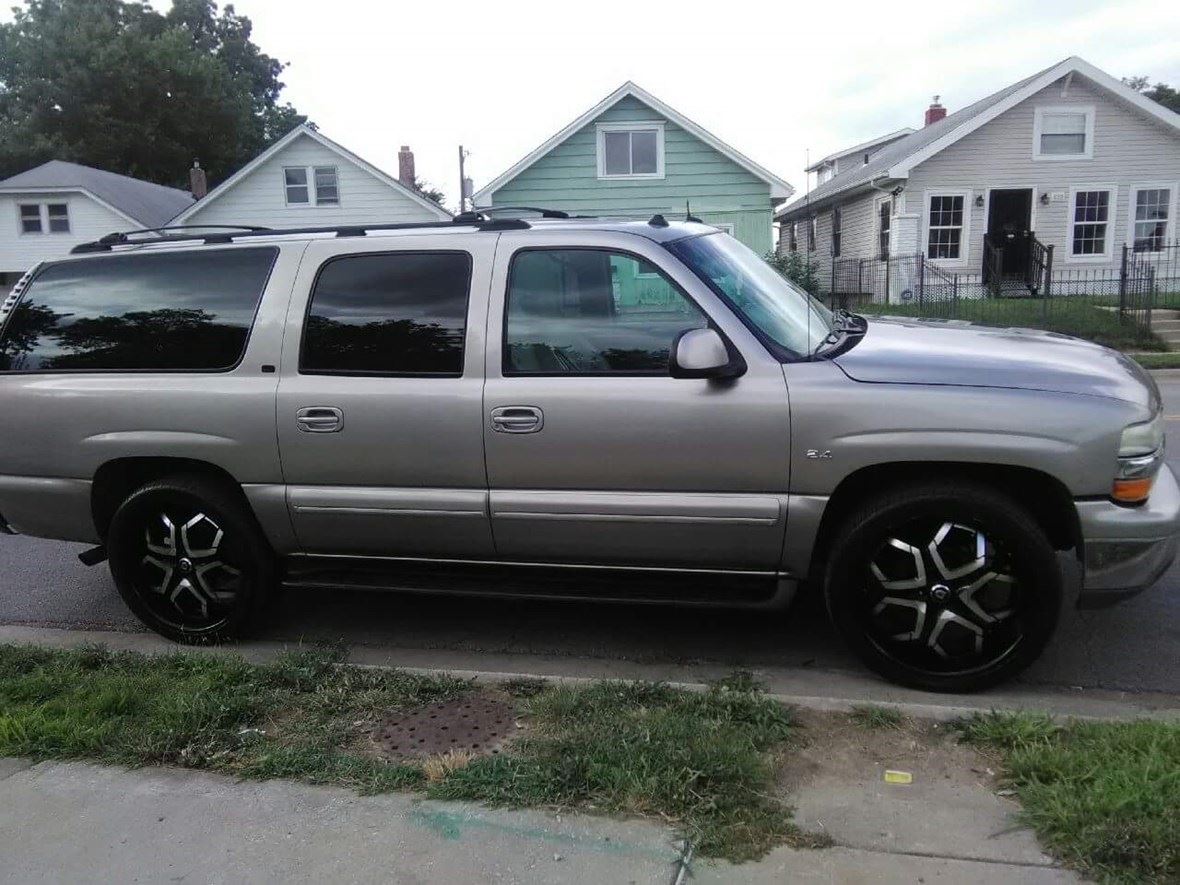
[825,481,1062,692]
[107,475,274,643]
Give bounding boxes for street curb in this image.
[2,624,1178,723]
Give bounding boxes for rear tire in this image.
[824,480,1062,692]
[107,475,275,643]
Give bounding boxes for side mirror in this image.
[670,328,745,379]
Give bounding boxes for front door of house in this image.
[986,189,1033,276]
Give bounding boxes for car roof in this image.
[61,217,722,261]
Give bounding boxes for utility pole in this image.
[458,146,469,213]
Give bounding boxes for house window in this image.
[47,204,69,233]
[832,208,842,257]
[17,203,69,234]
[927,194,965,260]
[284,168,309,204]
[808,217,817,252]
[709,222,735,236]
[1131,187,1171,252]
[1033,106,1094,159]
[788,222,798,253]
[284,166,341,206]
[19,204,42,233]
[596,123,665,179]
[313,167,339,205]
[878,200,891,259]
[1070,188,1113,257]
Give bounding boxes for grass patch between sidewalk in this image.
[0,644,811,862]
[1132,351,1180,369]
[960,711,1180,884]
[857,300,1167,352]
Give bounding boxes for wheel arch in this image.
[806,461,1081,582]
[91,457,251,542]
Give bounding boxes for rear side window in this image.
[0,248,277,372]
[504,248,707,375]
[300,252,471,376]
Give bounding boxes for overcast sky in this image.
[13,0,1180,208]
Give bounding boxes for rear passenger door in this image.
[276,236,494,557]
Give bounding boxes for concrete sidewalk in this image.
[0,758,1079,884]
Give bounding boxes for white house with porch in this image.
[776,57,1180,300]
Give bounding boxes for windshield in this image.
[668,233,833,358]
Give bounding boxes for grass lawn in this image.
[0,644,814,862]
[960,712,1180,884]
[1132,352,1180,369]
[856,299,1168,352]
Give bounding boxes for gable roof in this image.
[804,128,915,172]
[171,125,452,223]
[0,160,194,228]
[776,56,1180,221]
[474,81,794,204]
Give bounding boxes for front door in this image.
[276,236,496,558]
[482,230,792,572]
[986,189,1033,276]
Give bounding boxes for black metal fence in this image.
[817,241,1180,349]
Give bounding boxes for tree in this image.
[0,0,307,186]
[412,176,446,207]
[1123,76,1180,114]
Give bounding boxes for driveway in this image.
[1,377,1178,696]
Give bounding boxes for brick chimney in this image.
[398,146,415,187]
[924,96,947,127]
[189,160,208,199]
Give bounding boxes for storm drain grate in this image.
[368,694,519,758]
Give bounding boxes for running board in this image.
[282,555,796,609]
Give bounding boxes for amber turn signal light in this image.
[1111,476,1154,504]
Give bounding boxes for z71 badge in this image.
[805,449,833,460]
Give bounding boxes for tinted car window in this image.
[301,252,471,375]
[0,248,277,372]
[505,249,707,375]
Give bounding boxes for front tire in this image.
[107,475,275,643]
[824,481,1062,692]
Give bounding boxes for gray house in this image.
[777,57,1180,297]
[0,161,194,291]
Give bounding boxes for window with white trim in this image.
[1071,189,1112,256]
[284,165,340,206]
[788,222,798,253]
[1131,187,1171,252]
[878,200,891,259]
[709,222,735,236]
[17,203,69,234]
[596,123,664,179]
[1033,107,1094,159]
[808,217,817,252]
[927,194,965,260]
[831,208,841,257]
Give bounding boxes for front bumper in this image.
[1076,464,1180,607]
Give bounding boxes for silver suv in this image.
[0,213,1176,691]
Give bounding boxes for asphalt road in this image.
[2,378,1179,695]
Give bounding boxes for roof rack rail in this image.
[70,216,530,254]
[453,206,570,223]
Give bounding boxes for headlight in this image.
[1113,415,1165,504]
[1119,414,1165,457]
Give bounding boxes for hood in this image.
[832,316,1159,411]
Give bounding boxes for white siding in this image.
[907,75,1180,271]
[0,192,131,275]
[184,134,444,228]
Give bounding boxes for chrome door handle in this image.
[491,406,544,433]
[296,406,343,433]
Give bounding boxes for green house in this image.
[473,82,793,256]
